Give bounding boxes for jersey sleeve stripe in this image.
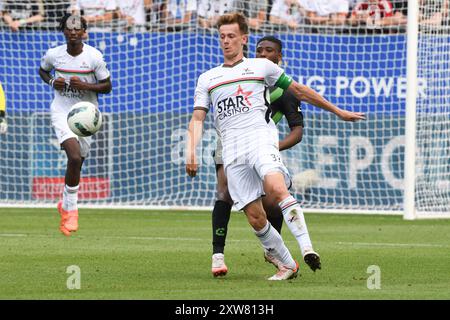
[271,111,284,125]
[270,87,284,103]
[275,73,293,90]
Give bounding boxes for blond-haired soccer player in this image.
[0,82,7,134]
[39,14,112,236]
[186,12,365,280]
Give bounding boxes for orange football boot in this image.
[57,200,78,236]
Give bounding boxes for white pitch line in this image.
[337,241,450,248]
[125,236,209,242]
[0,233,448,248]
[0,233,253,243]
[111,236,256,243]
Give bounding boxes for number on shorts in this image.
[270,154,281,163]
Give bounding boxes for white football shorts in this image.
[225,144,292,211]
[51,108,92,158]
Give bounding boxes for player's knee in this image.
[67,154,83,168]
[266,184,289,203]
[217,192,232,205]
[216,181,232,204]
[244,207,267,230]
[217,193,231,203]
[247,214,267,231]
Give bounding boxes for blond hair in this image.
[217,12,249,35]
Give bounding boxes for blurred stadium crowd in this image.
[1,1,448,34]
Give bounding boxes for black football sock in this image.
[212,200,232,254]
[267,213,284,235]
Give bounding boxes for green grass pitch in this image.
[0,208,449,300]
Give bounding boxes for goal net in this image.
[408,1,450,218]
[0,2,448,218]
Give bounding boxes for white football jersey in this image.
[194,57,293,163]
[41,43,110,112]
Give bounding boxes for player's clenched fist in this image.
[53,77,66,91]
[69,76,87,90]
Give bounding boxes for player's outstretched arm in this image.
[186,109,207,178]
[287,81,366,122]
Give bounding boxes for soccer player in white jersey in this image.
[39,14,112,236]
[186,12,365,280]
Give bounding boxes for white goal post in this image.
[0,2,448,219]
[404,0,450,219]
[404,0,419,220]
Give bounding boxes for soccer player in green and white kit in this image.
[186,13,365,280]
